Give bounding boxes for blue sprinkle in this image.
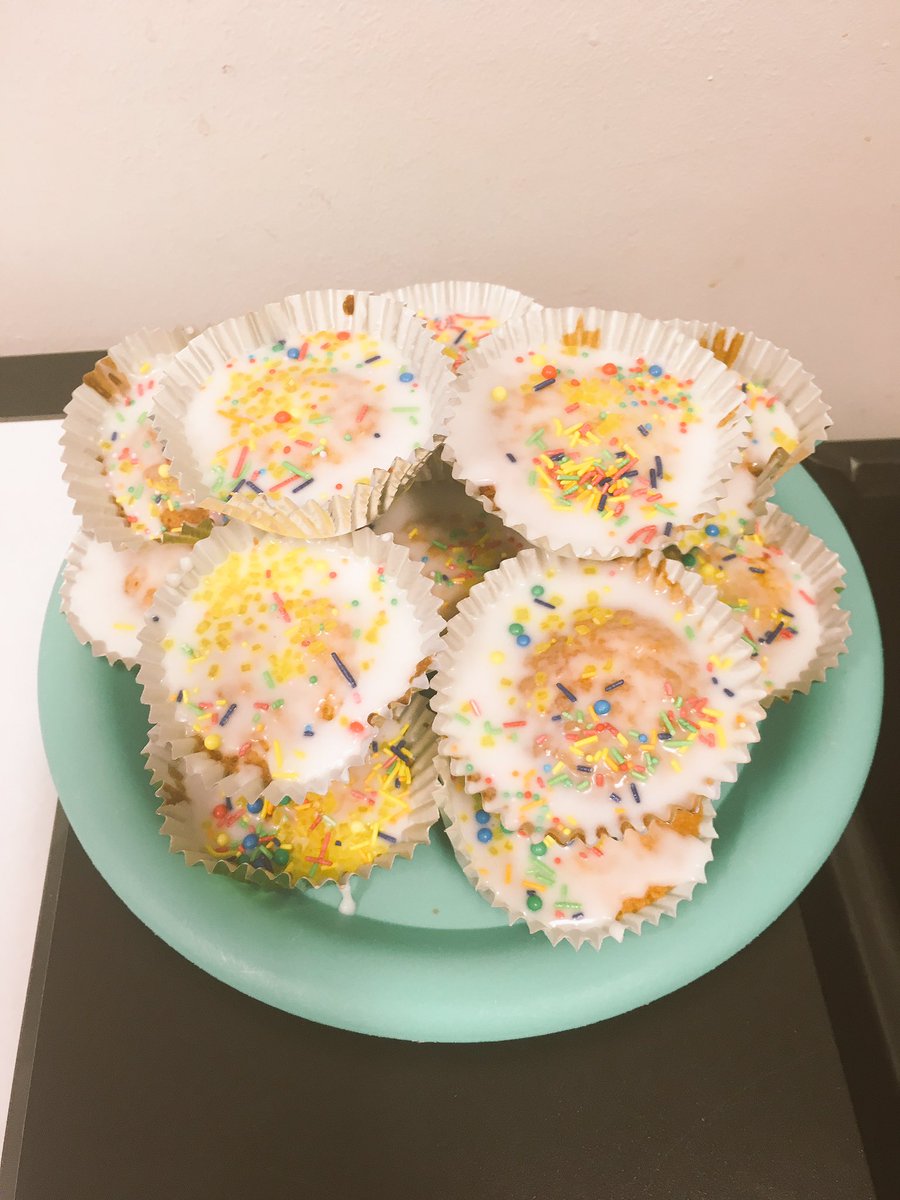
[247,797,264,814]
[303,724,314,737]
[516,634,531,647]
[593,699,611,716]
[475,809,491,825]
[638,733,648,744]
[477,827,493,843]
[399,371,414,382]
[242,833,259,851]
[705,523,720,537]
[649,364,663,377]
[286,347,300,359]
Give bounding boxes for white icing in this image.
[444,776,711,943]
[182,331,432,508]
[66,534,188,664]
[438,556,758,837]
[741,381,801,471]
[448,341,731,556]
[338,882,357,915]
[160,538,428,797]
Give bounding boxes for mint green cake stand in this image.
[39,468,882,1043]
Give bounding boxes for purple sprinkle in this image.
[453,328,467,345]
[649,468,657,488]
[722,553,737,561]
[219,703,237,727]
[556,682,577,702]
[331,651,357,688]
[534,598,556,609]
[378,831,397,844]
[605,679,625,692]
[630,783,641,804]
[292,477,314,493]
[664,521,673,537]
[506,452,517,463]
[655,455,663,476]
[533,377,556,392]
[364,355,381,364]
[724,688,735,697]
[245,479,263,494]
[577,765,593,773]
[610,792,622,803]
[637,424,649,437]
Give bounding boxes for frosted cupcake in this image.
[669,321,830,478]
[443,308,748,560]
[385,281,539,372]
[137,523,444,804]
[432,547,765,841]
[373,470,529,619]
[442,771,715,949]
[151,693,439,889]
[672,505,849,702]
[153,291,456,538]
[61,531,188,668]
[62,328,212,547]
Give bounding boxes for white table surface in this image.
[1,419,78,1142]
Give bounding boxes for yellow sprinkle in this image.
[112,623,136,631]
[491,386,508,402]
[203,734,221,751]
[490,650,505,664]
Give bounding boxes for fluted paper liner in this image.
[668,320,830,478]
[442,307,750,560]
[152,290,458,539]
[60,327,212,549]
[439,765,716,951]
[384,280,540,371]
[137,520,444,803]
[60,530,191,670]
[431,545,766,836]
[149,691,440,892]
[754,504,850,704]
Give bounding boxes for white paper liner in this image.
[153,290,458,539]
[60,328,207,549]
[754,504,850,704]
[383,280,540,371]
[149,691,440,892]
[431,545,766,838]
[668,320,830,478]
[136,520,444,805]
[60,529,192,669]
[439,766,716,950]
[442,307,750,560]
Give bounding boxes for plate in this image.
[39,468,882,1042]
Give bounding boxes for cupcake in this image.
[384,281,539,372]
[373,468,529,620]
[668,321,830,478]
[671,504,849,702]
[432,547,765,841]
[442,308,748,560]
[151,692,439,889]
[61,531,189,668]
[152,290,457,539]
[441,770,715,949]
[61,328,212,548]
[137,522,444,804]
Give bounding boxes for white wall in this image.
[2,0,898,440]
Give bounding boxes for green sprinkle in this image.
[280,461,312,478]
[262,670,275,689]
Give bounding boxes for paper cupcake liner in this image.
[61,328,207,549]
[755,504,850,704]
[383,280,540,372]
[438,765,716,950]
[431,544,766,834]
[153,290,458,540]
[442,307,750,560]
[60,529,192,669]
[150,691,440,893]
[136,520,445,804]
[668,320,830,478]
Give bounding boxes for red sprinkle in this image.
[274,410,291,424]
